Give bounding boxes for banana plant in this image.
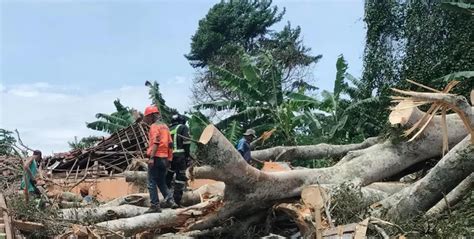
[145,81,179,124]
[195,53,320,146]
[86,99,135,133]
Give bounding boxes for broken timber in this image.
[48,123,150,175]
[0,194,13,239]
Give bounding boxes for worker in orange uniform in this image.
[143,105,178,213]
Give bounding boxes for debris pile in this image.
[46,122,150,176]
[0,87,472,238]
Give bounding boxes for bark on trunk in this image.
[251,137,380,162]
[60,205,148,221]
[101,193,149,207]
[96,209,185,236]
[95,200,218,236]
[190,110,467,230]
[122,174,225,206]
[372,136,473,221]
[425,172,473,217]
[194,108,467,187]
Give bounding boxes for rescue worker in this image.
[166,114,191,207]
[143,105,177,213]
[236,129,256,164]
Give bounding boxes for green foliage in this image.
[188,111,210,141]
[145,80,178,124]
[194,53,380,146]
[7,193,66,238]
[291,158,335,169]
[0,129,22,157]
[381,191,474,238]
[400,1,474,97]
[186,0,284,68]
[312,55,382,144]
[187,0,321,103]
[223,121,243,145]
[330,183,370,225]
[68,136,102,150]
[441,0,474,14]
[195,53,305,145]
[362,0,473,133]
[86,99,135,133]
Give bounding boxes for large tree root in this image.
[371,135,473,221]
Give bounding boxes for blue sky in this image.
[0,0,365,153]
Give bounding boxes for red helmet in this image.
[144,105,159,116]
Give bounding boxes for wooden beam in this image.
[12,220,44,232]
[0,194,14,239]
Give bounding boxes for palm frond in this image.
[145,80,178,123]
[86,121,125,134]
[343,97,380,113]
[113,99,129,113]
[188,111,210,141]
[328,114,348,139]
[95,113,132,126]
[223,120,243,145]
[210,65,265,100]
[194,100,244,111]
[287,92,320,109]
[437,71,474,82]
[334,54,348,99]
[216,107,270,129]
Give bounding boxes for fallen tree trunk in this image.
[372,135,473,221]
[194,108,468,186]
[100,182,225,207]
[61,205,148,221]
[189,105,468,230]
[96,209,185,236]
[101,193,149,207]
[425,173,473,217]
[251,137,380,162]
[95,199,220,236]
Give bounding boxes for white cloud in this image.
[166,75,189,85]
[1,81,192,155]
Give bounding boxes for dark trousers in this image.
[148,157,171,207]
[166,154,188,204]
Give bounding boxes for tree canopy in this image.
[186,0,321,103]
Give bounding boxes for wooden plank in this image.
[302,186,328,239]
[0,194,13,239]
[354,218,369,239]
[322,223,358,237]
[12,220,44,232]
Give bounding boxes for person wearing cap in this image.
[236,129,256,163]
[166,114,191,207]
[143,105,177,213]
